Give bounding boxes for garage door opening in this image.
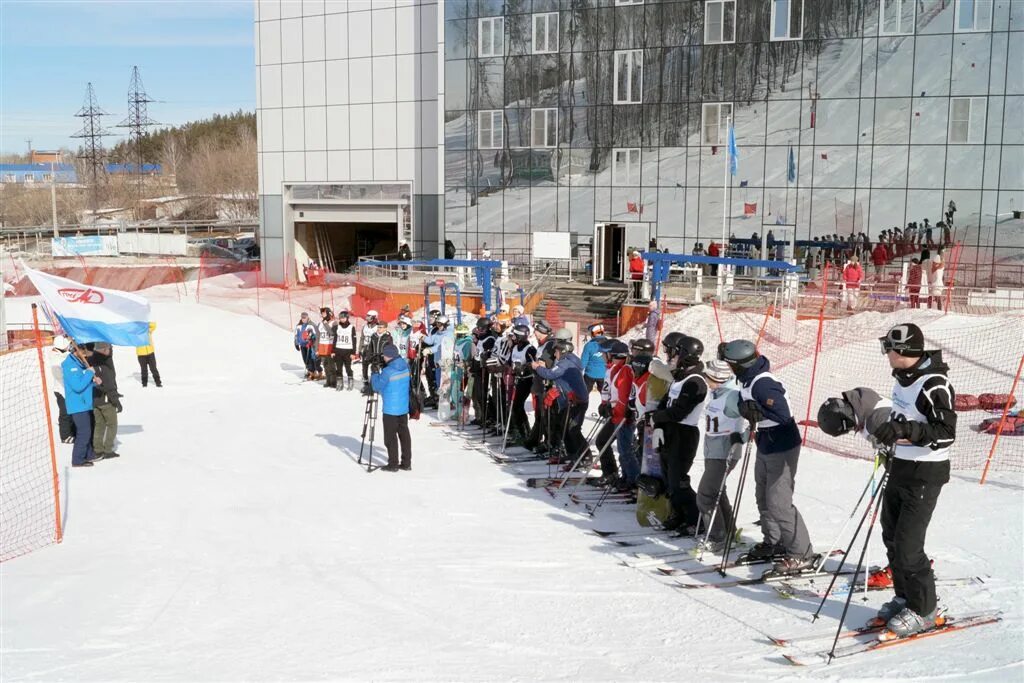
[295,222,398,272]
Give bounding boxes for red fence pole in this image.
[801,305,826,445]
[944,241,962,313]
[980,352,1024,485]
[754,304,771,351]
[711,298,724,344]
[31,304,62,544]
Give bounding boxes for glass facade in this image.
[442,0,1023,269]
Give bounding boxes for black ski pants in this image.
[425,354,438,397]
[881,459,949,617]
[661,423,701,526]
[584,376,605,394]
[547,404,568,455]
[382,413,412,468]
[138,352,162,386]
[509,376,532,438]
[526,393,546,448]
[334,349,354,379]
[321,354,338,386]
[563,401,590,463]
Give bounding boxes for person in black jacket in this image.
[88,342,122,459]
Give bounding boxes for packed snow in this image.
[1,291,1022,681]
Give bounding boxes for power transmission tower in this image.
[72,82,114,211]
[116,66,158,214]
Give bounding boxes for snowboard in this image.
[636,426,672,526]
[437,336,456,421]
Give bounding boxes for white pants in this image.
[841,286,859,309]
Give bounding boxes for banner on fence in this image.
[51,236,118,257]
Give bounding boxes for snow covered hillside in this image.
[1,293,1021,680]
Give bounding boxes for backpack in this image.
[978,393,1017,412]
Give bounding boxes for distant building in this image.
[29,150,62,164]
[0,162,163,185]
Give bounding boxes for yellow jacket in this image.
[136,322,157,356]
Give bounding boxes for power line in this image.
[116,65,159,212]
[72,82,114,211]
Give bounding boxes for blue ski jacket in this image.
[580,336,608,379]
[535,353,588,407]
[736,356,801,454]
[371,356,411,416]
[62,354,96,415]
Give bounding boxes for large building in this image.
[256,0,1023,284]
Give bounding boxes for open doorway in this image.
[295,222,398,272]
[602,224,624,283]
[592,222,650,285]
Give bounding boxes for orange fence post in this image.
[801,305,826,445]
[30,304,62,543]
[980,352,1024,485]
[76,254,92,285]
[711,299,724,344]
[944,241,962,313]
[754,304,771,351]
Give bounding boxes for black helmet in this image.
[630,354,652,377]
[475,317,491,331]
[879,323,925,357]
[511,324,530,339]
[604,339,630,359]
[719,339,758,369]
[533,320,553,336]
[662,331,684,356]
[674,335,704,366]
[554,338,574,355]
[818,397,856,437]
[630,338,655,356]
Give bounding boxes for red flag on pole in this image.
[744,202,758,216]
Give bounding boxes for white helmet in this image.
[554,327,573,341]
[436,314,450,326]
[513,305,524,315]
[500,303,510,313]
[366,309,379,321]
[398,315,412,327]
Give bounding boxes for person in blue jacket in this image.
[579,323,609,393]
[62,341,103,467]
[533,338,590,465]
[370,344,412,471]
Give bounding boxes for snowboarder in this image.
[136,321,162,387]
[649,335,708,532]
[580,323,608,393]
[595,339,638,491]
[869,324,956,638]
[370,343,413,472]
[294,312,320,379]
[720,339,814,570]
[334,310,357,390]
[317,308,338,387]
[696,359,748,548]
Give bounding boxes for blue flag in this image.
[727,124,739,176]
[787,146,796,183]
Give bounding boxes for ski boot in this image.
[878,607,944,641]
[736,541,786,565]
[361,383,374,396]
[346,377,354,391]
[866,597,907,629]
[764,553,822,579]
[867,565,894,590]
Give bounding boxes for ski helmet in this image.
[533,320,553,337]
[817,397,857,437]
[366,309,379,322]
[719,339,758,369]
[674,335,704,367]
[455,323,470,336]
[661,331,684,356]
[879,323,924,357]
[554,338,574,355]
[511,324,530,340]
[604,339,630,359]
[378,331,394,346]
[436,314,450,327]
[554,327,573,342]
[320,307,333,318]
[398,315,412,328]
[588,323,605,337]
[703,359,734,384]
[475,317,491,331]
[630,354,652,377]
[629,338,655,356]
[338,309,350,318]
[500,303,510,314]
[429,308,441,319]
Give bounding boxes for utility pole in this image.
[50,158,59,238]
[72,83,113,212]
[117,66,158,217]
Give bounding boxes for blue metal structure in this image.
[423,281,463,324]
[641,251,801,301]
[359,258,504,314]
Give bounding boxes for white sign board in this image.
[51,235,119,257]
[117,232,188,256]
[531,231,571,260]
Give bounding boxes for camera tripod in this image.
[358,390,380,472]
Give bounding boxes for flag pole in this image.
[722,115,731,252]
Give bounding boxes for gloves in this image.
[598,402,611,418]
[112,397,123,413]
[295,344,300,351]
[353,354,361,362]
[543,387,560,409]
[729,432,744,447]
[738,399,763,425]
[651,428,665,450]
[873,420,907,446]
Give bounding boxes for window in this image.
[701,102,733,144]
[615,0,644,5]
[612,148,641,185]
[531,108,557,148]
[613,50,643,104]
[955,0,992,32]
[479,110,504,149]
[42,173,53,182]
[23,174,34,183]
[879,0,914,35]
[949,97,986,143]
[770,0,803,41]
[532,12,558,54]
[478,16,504,57]
[3,173,14,183]
[704,1,736,44]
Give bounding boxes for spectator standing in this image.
[707,241,720,276]
[841,255,864,311]
[64,342,102,467]
[371,344,412,471]
[871,240,888,279]
[628,250,645,299]
[644,299,660,344]
[89,342,122,459]
[907,258,923,308]
[135,321,163,388]
[294,312,320,379]
[444,239,457,259]
[930,249,945,310]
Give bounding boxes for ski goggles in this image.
[878,325,919,355]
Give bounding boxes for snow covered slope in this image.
[1,295,1021,680]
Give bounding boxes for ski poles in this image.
[549,414,607,491]
[501,383,518,454]
[718,430,755,576]
[697,450,739,562]
[565,420,625,503]
[812,460,881,574]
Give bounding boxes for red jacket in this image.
[708,242,720,257]
[629,256,645,281]
[842,262,864,287]
[871,243,887,266]
[907,263,922,288]
[603,361,635,424]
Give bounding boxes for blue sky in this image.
[0,0,255,155]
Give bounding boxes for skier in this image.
[507,324,537,446]
[524,320,554,453]
[334,309,357,390]
[595,339,638,491]
[359,310,381,390]
[370,344,413,471]
[89,342,122,460]
[420,314,454,411]
[696,359,749,549]
[720,339,814,570]
[317,308,339,387]
[470,317,496,428]
[649,335,708,532]
[841,256,864,312]
[294,312,320,379]
[422,309,443,403]
[394,315,414,361]
[531,336,589,465]
[511,304,530,328]
[63,341,103,467]
[869,324,956,638]
[135,321,162,387]
[453,323,474,423]
[580,323,609,393]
